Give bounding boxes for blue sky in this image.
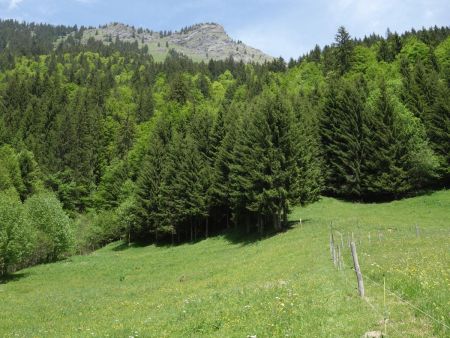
[1,0,449,58]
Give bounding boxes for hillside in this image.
[70,22,274,62]
[1,191,448,337]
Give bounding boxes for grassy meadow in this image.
[0,191,449,337]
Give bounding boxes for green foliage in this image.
[74,210,122,254]
[427,83,450,182]
[0,22,447,252]
[0,145,24,195]
[0,190,35,275]
[362,81,415,198]
[435,36,450,85]
[17,150,44,201]
[94,160,131,210]
[352,45,377,73]
[399,37,431,64]
[134,133,168,238]
[228,88,322,230]
[334,26,354,75]
[321,77,367,199]
[24,193,74,262]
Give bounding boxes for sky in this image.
[1,0,449,59]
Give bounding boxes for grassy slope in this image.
[0,191,449,337]
[77,30,212,63]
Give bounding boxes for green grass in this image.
[1,191,449,337]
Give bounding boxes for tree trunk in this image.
[205,217,209,238]
[194,219,197,241]
[273,213,281,231]
[258,215,264,235]
[282,204,288,228]
[190,218,193,242]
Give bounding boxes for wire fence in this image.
[329,225,449,336]
[363,273,450,331]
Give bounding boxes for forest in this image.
[0,20,449,276]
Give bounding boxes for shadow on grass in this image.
[0,272,29,285]
[112,241,149,251]
[223,220,300,246]
[324,187,446,204]
[111,219,308,250]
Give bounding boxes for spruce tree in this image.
[320,78,367,199]
[428,83,450,184]
[334,26,354,75]
[134,135,167,240]
[209,105,240,228]
[362,81,410,199]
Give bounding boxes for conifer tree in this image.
[135,87,155,123]
[320,78,367,198]
[209,105,240,228]
[229,89,322,232]
[134,134,167,239]
[362,81,410,199]
[334,26,354,75]
[428,82,450,184]
[18,150,43,201]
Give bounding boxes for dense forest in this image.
[0,19,449,275]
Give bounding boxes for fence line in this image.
[364,274,450,331]
[330,227,449,332]
[337,259,402,337]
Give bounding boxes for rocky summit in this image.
[77,22,274,63]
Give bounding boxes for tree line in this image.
[0,22,449,275]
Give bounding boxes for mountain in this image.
[70,22,274,63]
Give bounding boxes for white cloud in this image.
[8,0,23,10]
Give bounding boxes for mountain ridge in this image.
[73,22,274,63]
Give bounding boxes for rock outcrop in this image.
[77,22,273,63]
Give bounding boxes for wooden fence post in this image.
[333,244,337,268]
[337,245,342,270]
[330,233,334,261]
[350,241,365,297]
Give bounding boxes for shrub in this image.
[24,193,74,263]
[74,210,122,254]
[0,190,35,275]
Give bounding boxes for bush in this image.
[0,190,35,275]
[74,210,122,254]
[24,193,74,263]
